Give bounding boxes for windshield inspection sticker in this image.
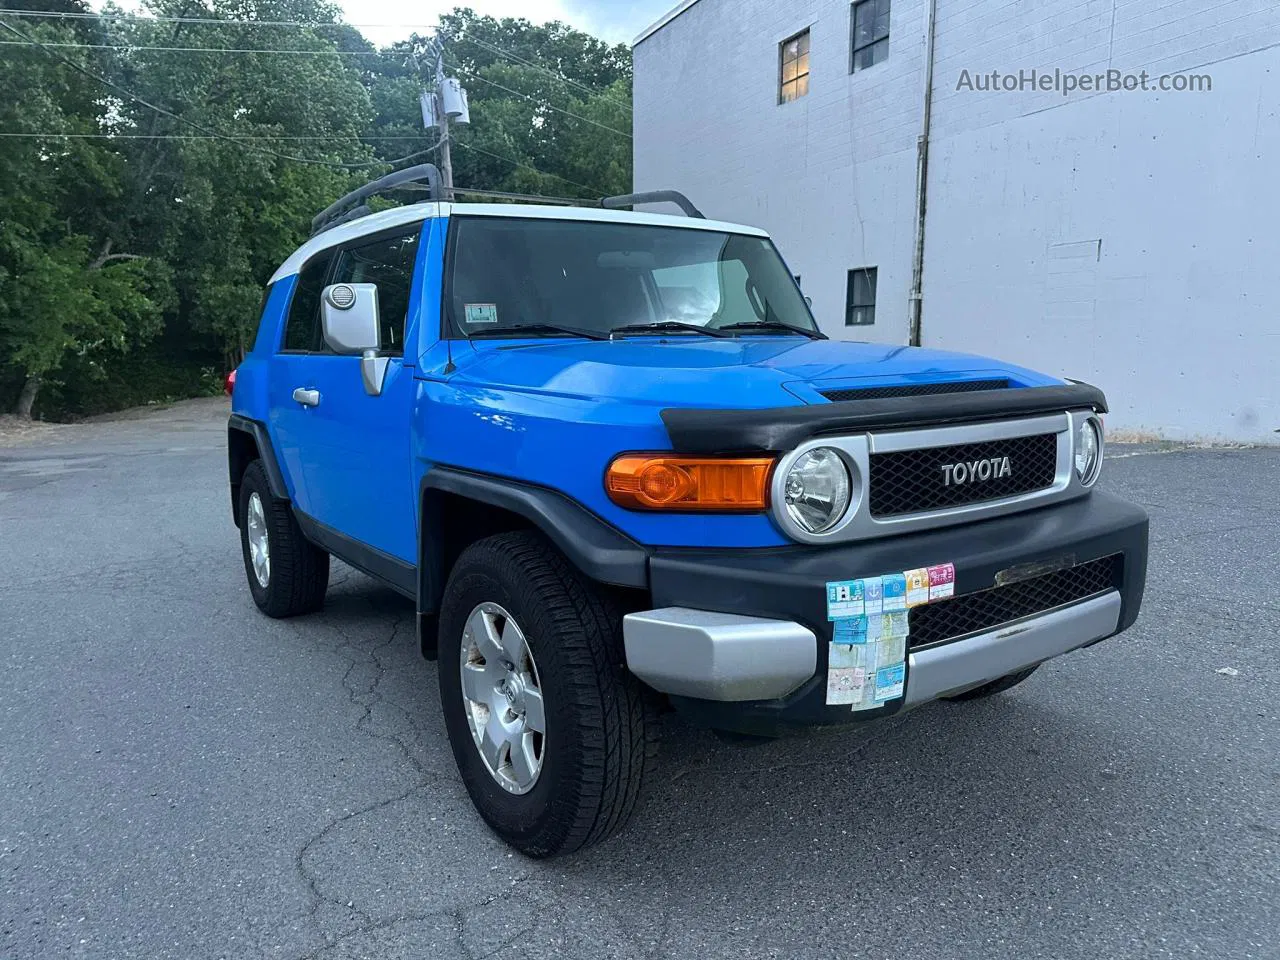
[464,303,498,324]
[826,580,865,620]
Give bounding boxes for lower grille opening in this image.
[908,554,1123,649]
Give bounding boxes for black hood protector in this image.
[660,382,1109,455]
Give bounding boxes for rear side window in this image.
[330,227,421,356]
[281,250,333,352]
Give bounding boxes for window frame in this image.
[845,266,878,326]
[278,248,336,354]
[276,221,425,356]
[439,215,822,340]
[850,0,890,73]
[326,222,424,358]
[778,27,811,104]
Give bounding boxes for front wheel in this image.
[438,531,651,857]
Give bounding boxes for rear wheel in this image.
[438,531,651,857]
[943,665,1039,701]
[237,460,329,617]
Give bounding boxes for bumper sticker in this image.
[826,579,865,620]
[828,642,865,670]
[905,568,931,607]
[833,616,868,644]
[881,574,907,611]
[928,563,956,600]
[877,635,907,669]
[874,663,906,702]
[881,610,909,638]
[826,667,867,705]
[826,561,957,711]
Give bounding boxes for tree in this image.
[0,2,633,418]
[0,0,170,416]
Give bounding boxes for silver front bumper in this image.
[903,591,1122,705]
[622,608,817,701]
[622,591,1123,705]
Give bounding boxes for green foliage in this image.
[0,2,633,418]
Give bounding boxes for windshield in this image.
[445,216,817,338]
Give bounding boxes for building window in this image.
[851,0,890,72]
[779,29,810,103]
[846,267,877,325]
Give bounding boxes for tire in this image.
[943,665,1039,701]
[438,531,651,858]
[237,460,329,618]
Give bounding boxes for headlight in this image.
[1075,416,1103,485]
[782,447,851,533]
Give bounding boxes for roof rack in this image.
[310,166,705,236]
[310,163,443,236]
[601,190,705,218]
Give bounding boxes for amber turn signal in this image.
[606,455,775,511]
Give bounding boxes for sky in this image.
[341,0,678,47]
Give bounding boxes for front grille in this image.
[908,554,1123,649]
[820,379,1009,402]
[868,433,1057,517]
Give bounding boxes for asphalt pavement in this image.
[1,398,1276,960]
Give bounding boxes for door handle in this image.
[292,387,321,408]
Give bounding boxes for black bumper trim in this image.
[646,489,1148,736]
[660,382,1108,454]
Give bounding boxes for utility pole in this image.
[418,35,468,201]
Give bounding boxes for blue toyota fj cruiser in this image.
[228,165,1148,857]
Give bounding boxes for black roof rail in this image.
[310,163,442,236]
[601,190,705,219]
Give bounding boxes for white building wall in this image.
[633,0,1280,442]
[633,0,929,345]
[923,0,1280,440]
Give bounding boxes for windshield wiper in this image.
[467,322,609,341]
[716,320,826,340]
[610,321,731,339]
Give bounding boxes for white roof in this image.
[634,0,704,45]
[270,200,768,283]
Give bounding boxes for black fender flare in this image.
[228,415,289,520]
[417,466,650,622]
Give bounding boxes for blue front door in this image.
[291,222,426,565]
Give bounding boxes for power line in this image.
[0,40,634,140]
[0,132,434,141]
[457,34,631,112]
[0,39,385,56]
[0,8,441,30]
[0,16,399,170]
[2,7,632,112]
[451,139,604,196]
[447,61,631,139]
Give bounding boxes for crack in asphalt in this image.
[278,584,546,960]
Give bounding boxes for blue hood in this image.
[451,337,1061,408]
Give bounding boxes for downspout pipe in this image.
[908,0,939,347]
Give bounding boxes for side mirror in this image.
[321,283,388,396]
[322,283,380,353]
